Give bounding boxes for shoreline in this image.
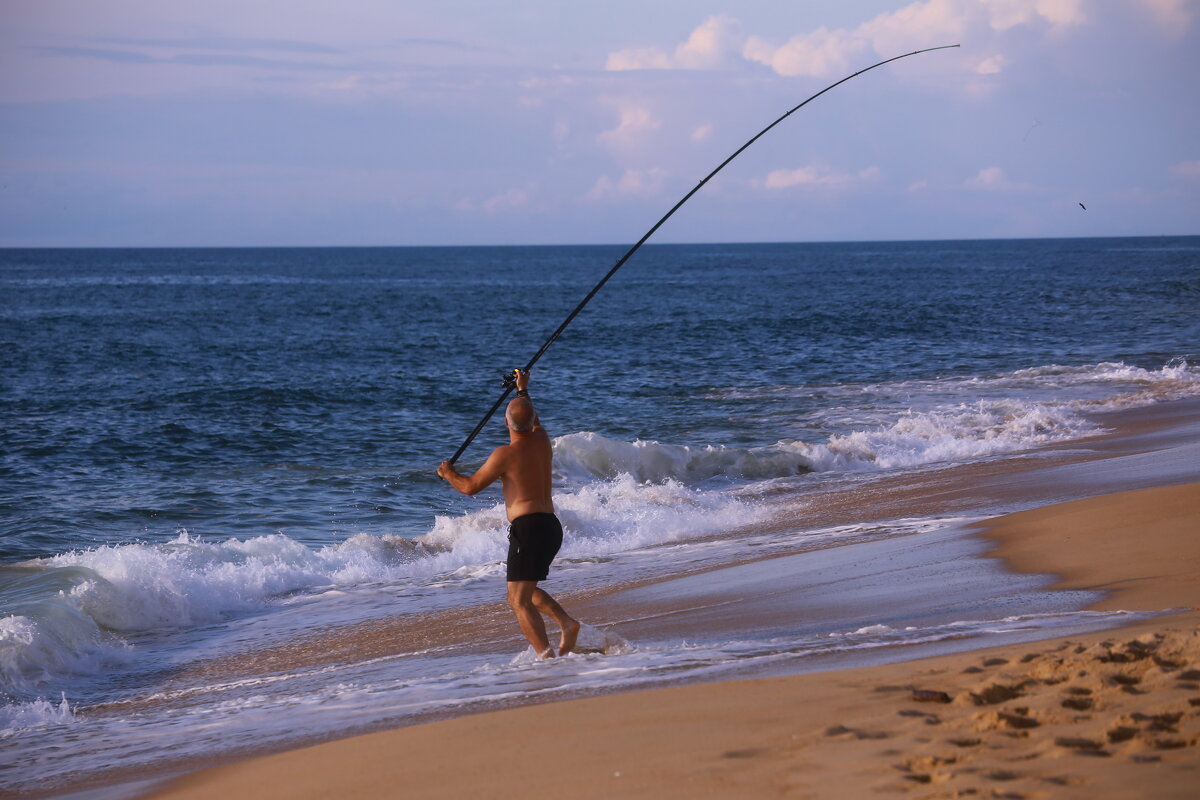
[142,498,1200,795]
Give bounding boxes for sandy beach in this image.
[147,475,1200,799]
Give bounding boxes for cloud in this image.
[691,123,714,142]
[908,180,930,192]
[856,0,974,56]
[609,0,1096,81]
[1137,0,1194,29]
[98,36,343,54]
[1169,160,1200,179]
[596,104,661,151]
[744,27,867,78]
[482,187,529,213]
[33,45,373,72]
[605,47,673,71]
[979,0,1086,32]
[673,15,746,69]
[388,38,497,54]
[759,164,881,189]
[589,168,668,199]
[455,187,531,213]
[966,166,1016,190]
[606,16,745,71]
[976,54,1006,74]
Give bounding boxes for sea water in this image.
[2,238,1198,790]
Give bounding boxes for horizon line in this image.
[1,232,1197,251]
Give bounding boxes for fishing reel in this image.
[501,368,528,390]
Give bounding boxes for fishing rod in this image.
[448,43,959,465]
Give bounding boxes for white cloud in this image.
[589,168,668,199]
[553,119,570,146]
[606,16,744,71]
[857,0,973,56]
[1138,0,1193,29]
[596,104,661,151]
[966,166,1012,189]
[1169,160,1200,179]
[691,123,714,142]
[980,0,1086,31]
[674,16,745,69]
[457,187,531,213]
[976,54,1006,74]
[608,0,1094,81]
[482,187,529,213]
[908,180,930,192]
[606,47,673,71]
[744,27,867,78]
[759,164,880,189]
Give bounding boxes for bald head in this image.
[505,397,536,433]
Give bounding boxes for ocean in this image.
[2,237,1198,793]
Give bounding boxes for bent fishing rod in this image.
[448,43,959,465]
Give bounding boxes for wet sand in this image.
[145,413,1200,799]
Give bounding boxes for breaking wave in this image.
[554,399,1092,484]
[1,476,762,699]
[555,359,1199,484]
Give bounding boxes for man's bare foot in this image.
[538,647,556,660]
[558,618,580,656]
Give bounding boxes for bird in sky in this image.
[1079,202,1087,210]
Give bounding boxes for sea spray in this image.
[0,693,75,735]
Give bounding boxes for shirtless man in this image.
[437,369,580,658]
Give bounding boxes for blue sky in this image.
[1,0,1197,246]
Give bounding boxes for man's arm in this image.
[438,447,506,495]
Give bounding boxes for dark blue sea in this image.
[2,237,1198,791]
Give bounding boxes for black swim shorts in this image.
[506,512,563,582]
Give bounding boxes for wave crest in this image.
[554,398,1093,484]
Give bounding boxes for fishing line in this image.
[448,43,959,464]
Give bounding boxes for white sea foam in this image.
[719,359,1200,409]
[1,477,761,693]
[553,433,811,483]
[554,398,1094,483]
[804,398,1093,471]
[421,474,765,573]
[556,360,1200,484]
[0,693,75,736]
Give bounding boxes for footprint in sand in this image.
[823,724,890,740]
[1054,736,1110,757]
[721,747,769,759]
[969,682,1028,706]
[1107,725,1138,744]
[985,769,1021,781]
[948,737,982,747]
[973,710,1040,732]
[1061,696,1094,711]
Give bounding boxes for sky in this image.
[1,0,1197,246]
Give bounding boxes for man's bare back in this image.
[437,395,552,520]
[489,415,554,520]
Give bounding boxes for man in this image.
[437,369,579,659]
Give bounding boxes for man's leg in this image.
[507,580,554,658]
[532,588,580,656]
